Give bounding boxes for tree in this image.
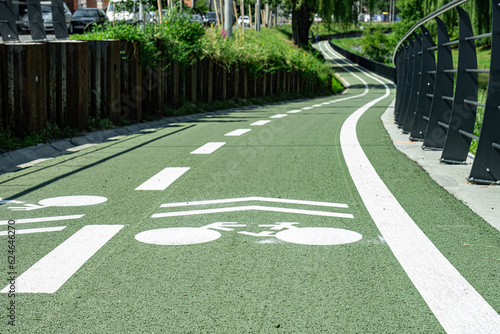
[281,0,356,47]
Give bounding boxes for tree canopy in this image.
[280,0,356,47]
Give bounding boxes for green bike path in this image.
[1,41,499,333]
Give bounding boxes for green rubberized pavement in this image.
[1,45,498,333]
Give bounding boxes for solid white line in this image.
[160,196,349,208]
[270,114,288,119]
[191,142,226,154]
[135,167,190,190]
[322,41,500,333]
[152,205,353,219]
[1,225,123,293]
[225,129,252,136]
[251,120,271,126]
[66,143,98,152]
[0,215,84,226]
[0,226,66,236]
[17,158,53,169]
[313,104,323,107]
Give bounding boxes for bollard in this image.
[5,42,47,137]
[46,40,89,130]
[100,40,121,123]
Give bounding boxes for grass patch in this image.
[0,124,77,154]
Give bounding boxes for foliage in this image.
[73,8,206,67]
[0,124,77,152]
[201,26,337,87]
[193,0,209,14]
[280,0,357,47]
[359,26,398,63]
[395,0,491,48]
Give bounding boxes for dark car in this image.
[70,8,108,34]
[204,12,218,26]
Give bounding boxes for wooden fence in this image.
[0,39,334,137]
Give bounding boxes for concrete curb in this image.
[382,100,500,232]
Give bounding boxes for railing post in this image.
[0,0,19,41]
[422,17,455,150]
[468,0,500,184]
[440,6,478,164]
[394,43,408,123]
[396,42,413,126]
[27,0,47,41]
[402,33,422,133]
[51,0,69,40]
[410,26,436,141]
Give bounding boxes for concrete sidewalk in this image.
[382,101,500,232]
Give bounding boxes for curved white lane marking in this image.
[321,42,500,333]
[159,196,349,208]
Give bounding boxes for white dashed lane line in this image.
[135,167,190,191]
[191,142,226,154]
[225,129,252,136]
[270,114,288,119]
[251,120,272,126]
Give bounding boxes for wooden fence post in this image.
[222,66,227,100]
[46,41,66,126]
[243,66,248,99]
[65,41,89,129]
[6,42,47,137]
[233,65,239,102]
[173,61,179,107]
[191,62,198,103]
[208,59,213,103]
[101,39,121,123]
[120,40,142,122]
[88,40,102,119]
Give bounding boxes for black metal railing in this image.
[0,0,68,41]
[393,0,500,185]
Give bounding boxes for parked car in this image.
[238,15,250,27]
[70,8,108,33]
[204,11,218,26]
[190,13,203,25]
[19,1,72,32]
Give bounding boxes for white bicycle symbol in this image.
[135,222,362,246]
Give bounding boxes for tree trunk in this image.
[291,4,313,47]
